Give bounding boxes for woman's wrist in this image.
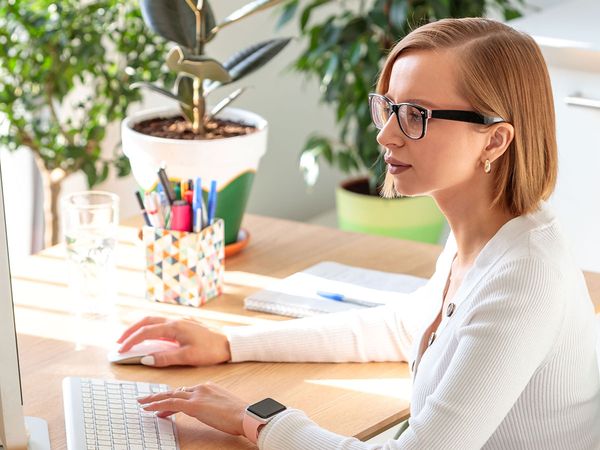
[222,335,232,362]
[257,424,266,438]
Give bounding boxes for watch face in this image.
[248,398,286,419]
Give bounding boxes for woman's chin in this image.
[393,183,420,198]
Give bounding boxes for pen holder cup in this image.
[142,218,225,307]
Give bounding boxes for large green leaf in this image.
[166,46,232,83]
[204,38,291,94]
[140,0,216,49]
[210,0,285,38]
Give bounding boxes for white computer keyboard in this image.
[63,377,179,450]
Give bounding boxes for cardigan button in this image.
[446,302,455,317]
[428,332,436,347]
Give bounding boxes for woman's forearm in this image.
[224,301,422,363]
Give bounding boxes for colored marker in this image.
[170,200,192,232]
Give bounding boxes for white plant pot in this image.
[122,106,268,190]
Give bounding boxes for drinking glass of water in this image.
[61,191,119,319]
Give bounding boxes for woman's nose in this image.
[376,115,405,148]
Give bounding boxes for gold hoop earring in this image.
[484,159,491,174]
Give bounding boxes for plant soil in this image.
[341,177,381,196]
[133,115,257,140]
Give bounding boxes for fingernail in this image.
[140,356,155,366]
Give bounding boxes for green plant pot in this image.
[336,178,446,244]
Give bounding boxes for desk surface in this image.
[12,214,600,449]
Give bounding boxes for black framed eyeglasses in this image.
[368,93,505,140]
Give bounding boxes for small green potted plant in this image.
[122,0,290,246]
[279,0,525,243]
[0,0,172,246]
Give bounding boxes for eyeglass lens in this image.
[370,95,424,139]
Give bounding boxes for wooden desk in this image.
[11,214,600,449]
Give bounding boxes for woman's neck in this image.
[435,197,517,268]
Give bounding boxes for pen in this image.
[155,185,169,225]
[207,180,217,226]
[316,291,375,307]
[193,177,203,232]
[144,192,158,227]
[134,190,152,226]
[157,168,176,205]
[150,192,165,228]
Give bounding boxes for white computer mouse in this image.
[108,339,180,365]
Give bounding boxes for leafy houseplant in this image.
[122,0,291,245]
[0,0,174,246]
[278,0,526,242]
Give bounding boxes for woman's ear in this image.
[483,122,515,163]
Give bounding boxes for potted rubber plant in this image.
[122,0,291,245]
[279,0,526,243]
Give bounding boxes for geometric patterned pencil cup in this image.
[143,218,225,307]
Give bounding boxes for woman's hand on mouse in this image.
[116,316,231,367]
[138,382,247,437]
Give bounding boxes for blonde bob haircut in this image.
[378,18,557,216]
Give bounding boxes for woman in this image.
[118,18,600,449]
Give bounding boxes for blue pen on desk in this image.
[316,291,375,307]
[192,177,203,232]
[206,180,217,226]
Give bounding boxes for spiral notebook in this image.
[243,261,428,318]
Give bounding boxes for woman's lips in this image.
[384,157,412,174]
[387,164,411,175]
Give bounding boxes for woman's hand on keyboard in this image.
[138,382,247,437]
[116,316,231,366]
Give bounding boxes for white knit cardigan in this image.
[225,204,600,449]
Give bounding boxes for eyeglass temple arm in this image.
[430,110,504,125]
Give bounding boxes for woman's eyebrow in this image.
[383,93,437,108]
[405,98,437,108]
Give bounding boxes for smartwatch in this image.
[242,398,287,444]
